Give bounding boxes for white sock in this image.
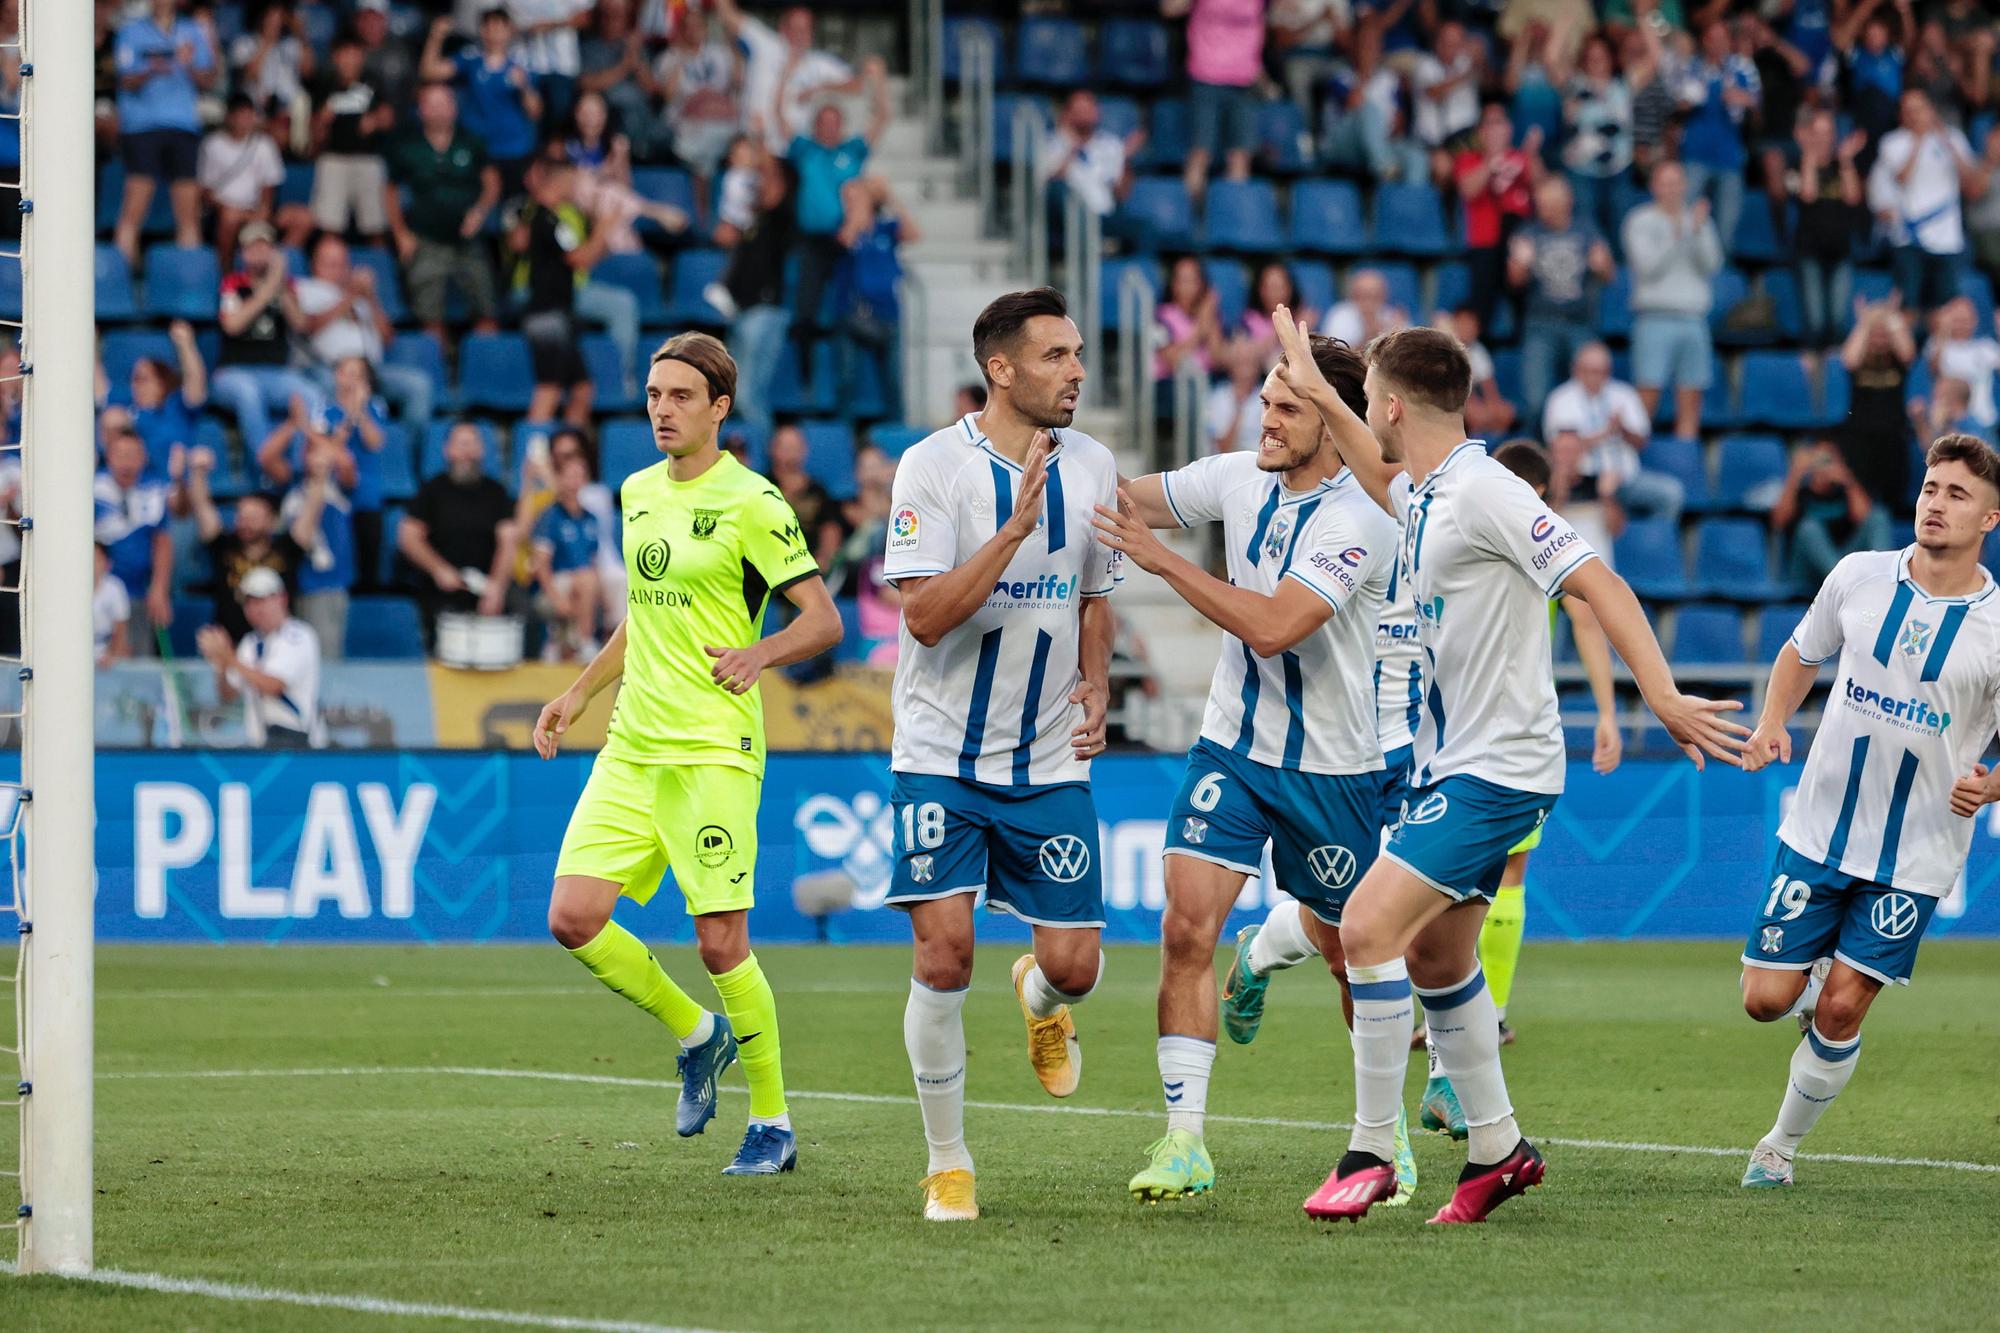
[1780,969,1825,1020]
[1158,1035,1215,1135]
[1424,1030,1441,1080]
[1020,952,1103,1018]
[1344,958,1413,1160]
[1418,965,1519,1165]
[1247,899,1320,975]
[1767,1023,1860,1157]
[904,979,973,1175]
[680,1010,716,1050]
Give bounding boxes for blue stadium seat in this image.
[456,333,535,412]
[630,167,696,219]
[1710,268,1774,346]
[1291,260,1336,319]
[376,423,417,503]
[1137,99,1189,171]
[0,256,17,320]
[167,597,209,657]
[143,245,220,320]
[100,329,176,389]
[377,508,404,587]
[1672,604,1748,664]
[1713,433,1789,511]
[1202,179,1282,253]
[868,423,928,457]
[1202,258,1250,328]
[993,93,1047,165]
[420,420,502,482]
[1596,269,1632,341]
[1729,197,1787,263]
[600,417,658,488]
[1430,260,1471,316]
[97,162,176,235]
[277,161,316,210]
[1256,99,1311,175]
[1847,268,1897,330]
[1369,184,1452,257]
[348,245,406,324]
[1960,268,1996,327]
[1696,370,1742,431]
[1098,18,1172,88]
[800,419,856,499]
[1736,351,1818,430]
[1374,262,1422,322]
[385,333,447,405]
[1119,176,1197,252]
[1490,347,1524,412]
[1755,603,1810,663]
[96,244,138,321]
[1016,17,1089,88]
[580,334,639,413]
[832,596,868,662]
[942,17,1005,84]
[1641,436,1714,512]
[663,249,732,326]
[768,343,836,416]
[345,595,425,659]
[1100,255,1158,331]
[1820,358,1850,421]
[195,416,250,499]
[1765,266,1804,341]
[1093,94,1143,143]
[1288,179,1368,256]
[1694,517,1788,599]
[1614,517,1690,600]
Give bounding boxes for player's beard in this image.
[1022,380,1081,429]
[1256,428,1319,473]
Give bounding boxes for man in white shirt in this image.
[1541,341,1684,551]
[1869,89,1990,316]
[293,233,433,430]
[1323,268,1410,349]
[1736,434,2000,1188]
[198,94,287,269]
[711,0,868,151]
[197,566,325,748]
[1412,21,1481,150]
[1039,91,1142,218]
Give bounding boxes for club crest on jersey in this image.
[1898,619,1933,658]
[1870,892,1921,940]
[1308,844,1358,890]
[1038,834,1091,883]
[888,505,920,552]
[691,509,720,540]
[1263,514,1293,562]
[909,853,935,884]
[1758,925,1784,954]
[1182,816,1208,845]
[1400,792,1449,826]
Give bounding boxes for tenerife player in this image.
[1269,312,1748,1223]
[1093,335,1410,1204]
[1736,434,2000,1187]
[535,333,840,1175]
[882,289,1122,1222]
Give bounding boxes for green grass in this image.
[5,940,1998,1331]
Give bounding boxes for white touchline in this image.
[0,1261,728,1333]
[99,1066,2000,1176]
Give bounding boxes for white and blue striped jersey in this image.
[883,414,1121,787]
[1376,476,1424,754]
[1395,443,1598,795]
[1162,452,1396,775]
[1780,547,2000,897]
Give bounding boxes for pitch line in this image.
[100,1065,2000,1176]
[0,1260,726,1333]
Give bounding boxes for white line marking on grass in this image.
[100,1065,2000,1176]
[0,1261,727,1333]
[100,982,914,1001]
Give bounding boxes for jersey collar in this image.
[1895,544,1997,605]
[1414,439,1486,493]
[1277,469,1344,505]
[958,412,1064,470]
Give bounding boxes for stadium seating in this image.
[600,417,657,488]
[1201,258,1249,327]
[344,595,426,659]
[1736,352,1818,431]
[1614,517,1690,600]
[1255,100,1311,175]
[143,245,221,321]
[580,335,639,413]
[456,333,536,413]
[1288,179,1368,256]
[95,244,138,322]
[1672,604,1750,663]
[385,332,447,405]
[1137,98,1190,170]
[349,246,406,324]
[663,249,732,326]
[1641,436,1714,512]
[1693,518,1789,600]
[1369,184,1451,257]
[1100,255,1159,330]
[1016,17,1090,89]
[869,423,928,457]
[801,419,858,499]
[1755,604,1809,662]
[1712,434,1789,511]
[1119,177,1196,252]
[1202,180,1283,254]
[1097,18,1172,88]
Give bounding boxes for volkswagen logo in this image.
[1869,892,1921,940]
[1307,844,1357,890]
[1038,834,1091,883]
[636,538,671,582]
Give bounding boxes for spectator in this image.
[656,8,744,206]
[834,175,919,424]
[229,1,313,141]
[1869,89,1985,320]
[1041,90,1143,220]
[1772,441,1891,587]
[712,0,867,151]
[92,429,173,655]
[1154,254,1226,383]
[186,447,312,642]
[788,83,890,381]
[112,0,218,261]
[1743,16,1808,225]
[565,89,691,255]
[1921,375,1992,445]
[256,356,389,595]
[196,567,325,748]
[508,0,594,133]
[398,422,518,644]
[1542,341,1683,545]
[505,153,619,425]
[1835,1,1906,148]
[94,542,132,669]
[1558,31,1633,246]
[1967,124,2000,293]
[1322,266,1409,349]
[1677,19,1760,249]
[827,443,900,666]
[1439,306,1516,440]
[310,31,395,244]
[1320,60,1427,184]
[766,423,849,571]
[384,83,503,345]
[1623,160,1723,440]
[514,425,623,622]
[1414,20,1484,179]
[1502,19,1569,152]
[952,382,988,420]
[1163,0,1266,202]
[100,318,207,484]
[717,156,796,435]
[1838,292,1917,508]
[355,0,419,116]
[422,9,541,194]
[1622,16,1678,181]
[294,234,432,434]
[578,0,662,162]
[1269,0,1353,124]
[1906,20,1969,133]
[277,432,352,660]
[213,220,323,456]
[198,93,289,270]
[1512,174,1614,418]
[1926,296,2000,429]
[1207,336,1266,453]
[1790,110,1867,347]
[713,135,767,244]
[94,0,121,155]
[1355,0,1424,71]
[1239,261,1317,368]
[1455,102,1541,329]
[530,448,604,661]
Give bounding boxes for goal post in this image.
[16,0,96,1277]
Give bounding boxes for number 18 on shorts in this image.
[883,772,1106,928]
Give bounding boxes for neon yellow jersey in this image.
[603,453,817,774]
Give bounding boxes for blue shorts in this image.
[1375,744,1415,838]
[1162,737,1382,925]
[1382,774,1556,903]
[1631,312,1714,392]
[885,772,1104,928]
[1740,843,1941,985]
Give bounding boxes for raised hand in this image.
[1269,304,1331,400]
[1002,431,1051,541]
[1090,487,1171,575]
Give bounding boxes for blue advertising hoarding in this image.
[83,751,2000,944]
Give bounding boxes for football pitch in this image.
[7,939,1998,1332]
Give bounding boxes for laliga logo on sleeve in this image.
[888,505,920,552]
[1530,515,1555,543]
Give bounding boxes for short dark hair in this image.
[1365,326,1472,414]
[1493,440,1553,496]
[1307,335,1368,422]
[651,331,738,406]
[1926,432,2000,496]
[239,490,281,514]
[972,287,1070,385]
[957,381,988,409]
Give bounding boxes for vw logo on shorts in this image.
[1870,892,1921,940]
[1038,835,1091,883]
[1400,792,1450,826]
[1307,844,1357,890]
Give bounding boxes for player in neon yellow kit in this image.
[535,332,841,1175]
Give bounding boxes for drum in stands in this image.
[435,612,524,670]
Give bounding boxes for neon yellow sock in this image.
[712,952,787,1120]
[1479,883,1527,1018]
[569,921,708,1041]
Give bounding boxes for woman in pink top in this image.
[1154,255,1226,382]
[1239,261,1318,368]
[1165,0,1267,199]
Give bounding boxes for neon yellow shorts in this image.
[1507,824,1543,856]
[555,756,760,915]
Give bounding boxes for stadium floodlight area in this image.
[6,0,95,1278]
